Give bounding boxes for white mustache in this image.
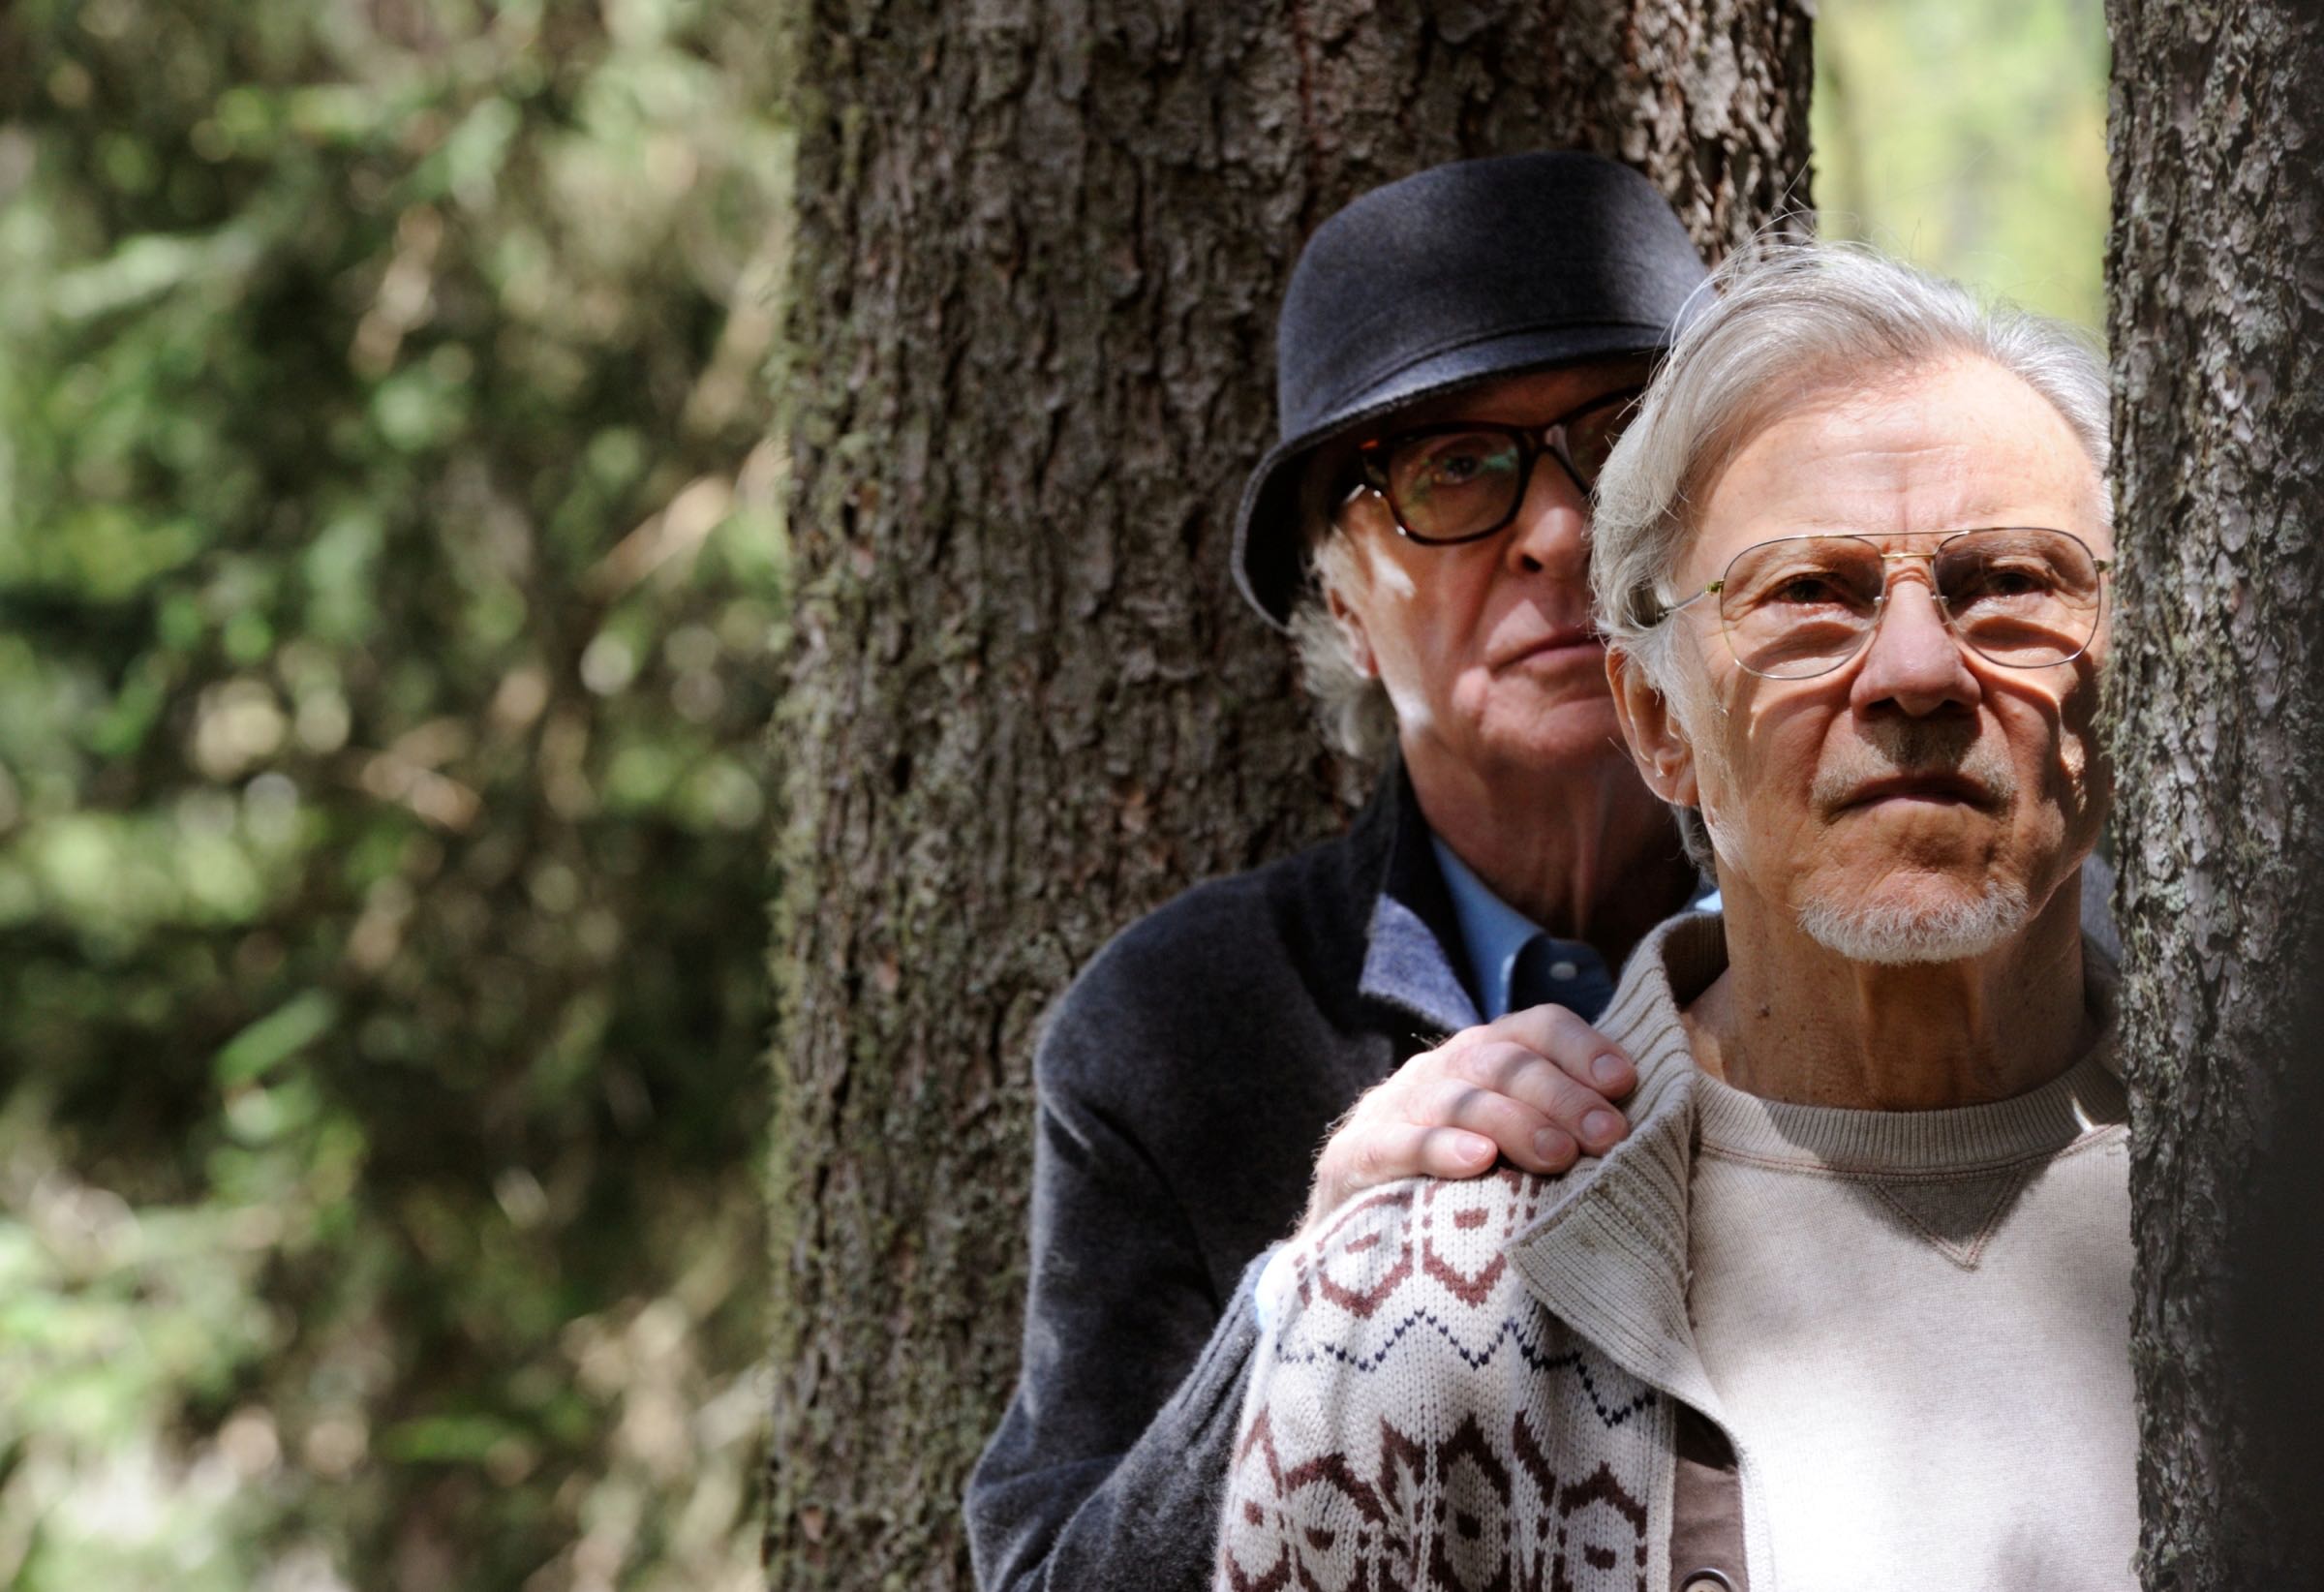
[1810,721,2018,811]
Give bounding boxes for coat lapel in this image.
[1354,763,1482,1036]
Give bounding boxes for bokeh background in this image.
[0,1,2102,1587]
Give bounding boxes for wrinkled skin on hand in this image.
[1300,1002,1636,1235]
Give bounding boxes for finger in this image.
[1412,1122,1514,1181]
[1410,1076,1575,1174]
[1320,1117,1493,1208]
[1481,1002,1637,1096]
[1445,1039,1629,1154]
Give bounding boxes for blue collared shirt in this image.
[1429,833,1719,1021]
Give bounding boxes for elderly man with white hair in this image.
[1212,242,2135,1592]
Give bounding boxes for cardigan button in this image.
[1679,1573,1737,1592]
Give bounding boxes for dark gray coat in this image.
[964,769,1544,1592]
[964,769,2120,1591]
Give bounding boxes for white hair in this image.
[1588,239,2112,877]
[1592,239,2110,668]
[1289,499,1399,765]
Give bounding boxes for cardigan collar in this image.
[1502,910,2123,1420]
[1505,912,1728,1418]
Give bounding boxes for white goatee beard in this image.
[1794,876,2033,965]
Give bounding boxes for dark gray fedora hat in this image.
[1233,151,1710,629]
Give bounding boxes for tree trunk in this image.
[2105,1,2324,1586]
[767,2,1811,1585]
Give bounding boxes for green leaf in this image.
[213,990,337,1087]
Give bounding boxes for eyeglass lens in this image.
[1715,529,2105,679]
[1381,400,1634,543]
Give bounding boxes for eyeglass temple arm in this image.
[1645,581,1720,627]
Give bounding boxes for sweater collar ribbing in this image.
[1504,911,2125,1418]
[1505,911,1727,1419]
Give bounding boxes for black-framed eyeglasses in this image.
[1660,527,2113,680]
[1340,386,1644,545]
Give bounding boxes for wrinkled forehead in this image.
[1682,359,2108,575]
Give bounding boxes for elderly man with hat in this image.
[965,149,1720,1592]
[966,152,2115,1592]
[1212,238,2135,1592]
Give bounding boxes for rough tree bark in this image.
[766,2,1811,1585]
[2106,1,2324,1586]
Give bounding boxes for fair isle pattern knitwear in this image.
[1215,913,1731,1592]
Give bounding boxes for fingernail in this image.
[1582,1110,1623,1146]
[1533,1128,1575,1164]
[1591,1054,1628,1088]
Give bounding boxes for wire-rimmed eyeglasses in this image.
[1658,527,2112,681]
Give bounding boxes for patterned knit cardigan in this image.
[1213,914,1749,1592]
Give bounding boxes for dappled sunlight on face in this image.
[1666,358,2112,955]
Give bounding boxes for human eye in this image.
[1391,431,1519,510]
[1717,540,1879,675]
[1769,571,1847,604]
[1739,553,1876,614]
[1942,532,2103,663]
[1944,553,2064,608]
[1412,432,1513,486]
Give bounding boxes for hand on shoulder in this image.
[1296,1003,1636,1238]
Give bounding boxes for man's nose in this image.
[1850,580,1981,717]
[1503,451,1591,581]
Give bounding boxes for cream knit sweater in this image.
[1688,1046,2134,1588]
[1212,912,2133,1592]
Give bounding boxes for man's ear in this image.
[1606,644,1700,809]
[1321,562,1379,680]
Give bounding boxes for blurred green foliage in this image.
[1816,0,2110,328]
[0,1,788,1587]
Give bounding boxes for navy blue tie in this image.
[1509,934,1616,1023]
